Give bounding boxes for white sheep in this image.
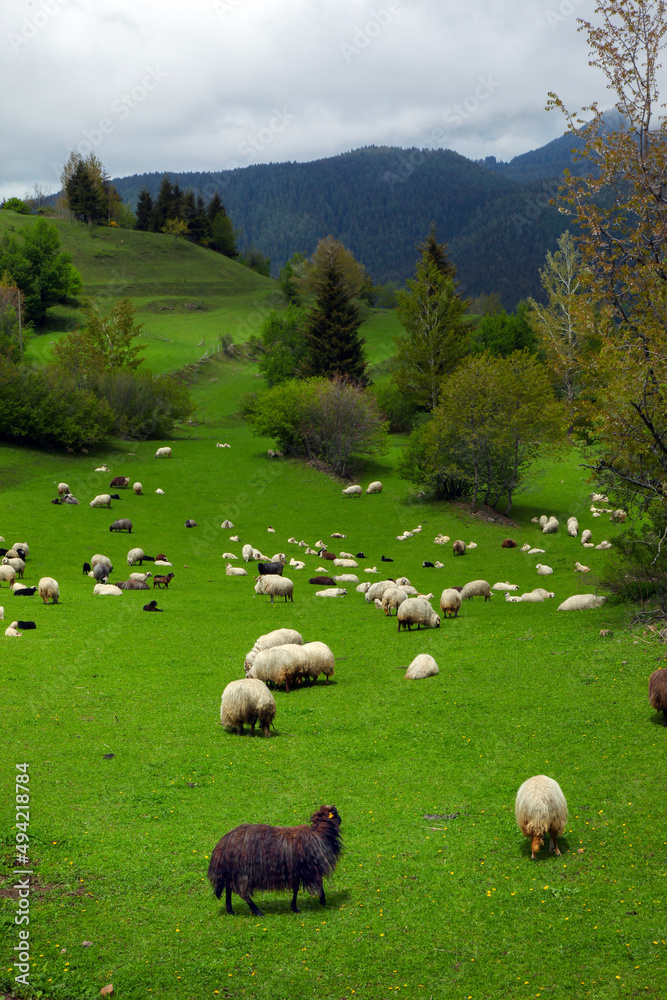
[244,628,303,671]
[300,641,336,684]
[466,541,477,549]
[595,540,612,550]
[93,583,123,596]
[434,560,444,569]
[155,446,172,458]
[156,488,165,495]
[342,485,362,496]
[1,557,24,579]
[395,577,411,587]
[57,482,70,496]
[12,542,29,558]
[91,554,113,571]
[574,562,590,573]
[38,577,59,604]
[515,775,568,860]
[440,588,462,618]
[591,493,608,502]
[95,465,109,472]
[520,591,545,602]
[504,593,521,603]
[226,564,248,577]
[221,520,234,529]
[397,597,440,631]
[316,588,347,597]
[333,558,358,568]
[133,482,142,495]
[223,552,238,560]
[581,529,593,545]
[0,565,17,588]
[5,621,22,637]
[492,582,519,592]
[536,564,553,576]
[267,527,276,534]
[364,566,379,574]
[538,515,548,528]
[270,552,286,564]
[90,494,112,508]
[330,532,346,538]
[298,540,308,547]
[460,580,492,601]
[334,574,359,584]
[366,481,383,494]
[356,581,371,593]
[433,533,450,544]
[528,547,545,555]
[129,572,152,583]
[557,594,606,611]
[610,509,626,523]
[365,580,396,603]
[381,586,409,616]
[337,550,354,559]
[543,517,559,534]
[127,547,146,566]
[254,575,294,603]
[530,588,555,599]
[242,543,253,562]
[220,678,276,736]
[246,643,327,692]
[452,540,466,556]
[0,606,3,620]
[154,560,172,567]
[520,543,531,552]
[405,654,439,679]
[567,517,579,537]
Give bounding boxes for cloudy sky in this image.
[1,0,625,201]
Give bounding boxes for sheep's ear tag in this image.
[328,812,334,819]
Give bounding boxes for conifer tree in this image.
[135,189,154,231]
[304,255,367,384]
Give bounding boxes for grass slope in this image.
[0,355,665,1000]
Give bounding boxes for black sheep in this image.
[184,519,197,528]
[355,552,366,559]
[257,561,284,577]
[309,576,336,585]
[381,555,393,562]
[208,805,342,915]
[16,621,36,629]
[422,561,435,568]
[143,600,163,611]
[83,562,91,575]
[13,587,37,597]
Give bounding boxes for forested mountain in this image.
[113,141,577,306]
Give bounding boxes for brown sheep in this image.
[648,668,667,724]
[153,572,175,589]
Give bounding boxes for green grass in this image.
[0,349,665,1000]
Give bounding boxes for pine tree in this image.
[151,176,175,232]
[304,257,367,384]
[210,212,237,257]
[207,191,224,224]
[135,189,154,231]
[418,222,457,280]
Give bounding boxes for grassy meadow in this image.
[0,218,666,1000]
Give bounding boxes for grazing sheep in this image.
[221,520,234,529]
[242,544,254,562]
[226,564,248,577]
[557,594,606,611]
[567,517,579,537]
[12,543,29,559]
[153,572,175,589]
[300,641,336,684]
[56,482,70,496]
[110,518,132,533]
[439,588,462,618]
[492,582,519,592]
[38,578,59,604]
[91,564,110,582]
[156,488,165,495]
[244,628,303,672]
[382,586,409,616]
[245,643,308,692]
[5,621,22,637]
[90,494,112,508]
[502,539,517,548]
[366,481,383,494]
[127,547,149,566]
[109,476,130,489]
[185,519,197,528]
[82,561,91,575]
[574,562,590,573]
[309,576,336,586]
[2,557,24,579]
[543,517,559,534]
[155,446,172,458]
[460,580,492,601]
[515,775,568,860]
[365,580,396,603]
[405,654,439,679]
[258,561,285,577]
[452,540,466,556]
[12,585,36,597]
[397,597,440,632]
[143,600,163,611]
[133,482,142,495]
[116,580,150,590]
[648,668,667,724]
[254,575,294,603]
[581,529,593,545]
[130,572,152,583]
[0,565,17,587]
[342,485,362,496]
[94,583,124,596]
[208,804,342,915]
[538,515,548,528]
[536,564,553,576]
[220,678,277,736]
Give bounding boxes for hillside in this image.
[112,146,566,307]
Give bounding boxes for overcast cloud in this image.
[0,0,640,201]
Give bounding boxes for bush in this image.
[370,381,418,433]
[95,368,194,439]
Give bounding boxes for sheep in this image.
[133,482,142,495]
[2,557,24,579]
[501,539,517,548]
[94,583,124,596]
[610,509,626,523]
[221,520,235,529]
[57,482,70,496]
[538,515,548,528]
[5,622,22,637]
[309,576,336,585]
[333,558,358,568]
[129,572,152,583]
[460,580,492,601]
[557,594,606,611]
[245,643,308,691]
[365,580,396,603]
[536,564,553,576]
[520,543,531,552]
[267,527,276,534]
[423,561,435,568]
[117,580,150,590]
[38,578,59,604]
[356,581,371,593]
[492,582,519,592]
[95,465,109,472]
[567,517,579,537]
[543,517,559,534]
[82,561,91,575]
[405,654,439,679]
[16,620,35,630]
[90,494,112,508]
[591,493,608,502]
[220,678,277,736]
[397,597,440,632]
[12,542,29,559]
[531,588,555,599]
[254,575,294,603]
[595,540,612,550]
[300,641,335,684]
[355,551,366,558]
[373,598,383,610]
[433,533,450,544]
[504,593,521,603]
[143,600,163,611]
[333,574,358,584]
[515,775,568,860]
[330,532,346,538]
[0,565,16,588]
[318,550,336,561]
[244,628,303,672]
[226,564,248,577]
[528,547,546,555]
[519,591,545,602]
[127,547,149,566]
[156,488,165,495]
[207,804,342,915]
[648,668,667,724]
[574,562,590,573]
[91,564,110,582]
[337,550,354,559]
[109,476,130,489]
[466,541,477,549]
[153,572,175,589]
[12,585,36,597]
[382,586,409,616]
[223,552,238,561]
[109,518,132,533]
[154,560,172,567]
[366,481,383,494]
[316,587,347,597]
[342,485,362,496]
[185,519,197,528]
[242,543,253,562]
[364,566,379,574]
[439,588,462,618]
[581,529,593,545]
[155,446,172,458]
[452,540,466,556]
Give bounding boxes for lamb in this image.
[515,775,568,860]
[504,593,521,603]
[220,678,277,736]
[116,580,150,590]
[397,596,440,632]
[254,575,294,603]
[155,446,172,458]
[433,533,450,544]
[16,621,35,630]
[648,668,667,724]
[595,540,612,550]
[95,465,109,472]
[355,581,371,593]
[439,588,462,618]
[127,547,149,567]
[394,576,410,587]
[543,517,559,534]
[290,559,306,570]
[405,654,439,679]
[309,576,336,585]
[133,482,142,495]
[226,564,248,577]
[207,805,342,915]
[452,540,466,556]
[364,566,379,574]
[318,551,336,561]
[2,557,24,579]
[501,539,517,548]
[5,621,22,637]
[536,564,553,576]
[143,600,163,611]
[610,509,626,523]
[94,583,124,596]
[492,582,519,592]
[0,565,16,587]
[244,628,303,672]
[109,518,132,533]
[341,485,362,496]
[129,572,152,583]
[223,552,238,560]
[330,532,346,538]
[38,577,59,604]
[557,594,606,611]
[109,476,130,488]
[258,561,285,577]
[153,572,175,589]
[382,586,409,616]
[567,517,579,537]
[538,515,548,528]
[574,562,590,573]
[184,519,197,528]
[155,488,165,495]
[422,561,435,568]
[90,494,112,508]
[581,529,593,545]
[466,541,477,549]
[366,481,383,494]
[460,580,492,601]
[337,550,354,559]
[221,520,235,529]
